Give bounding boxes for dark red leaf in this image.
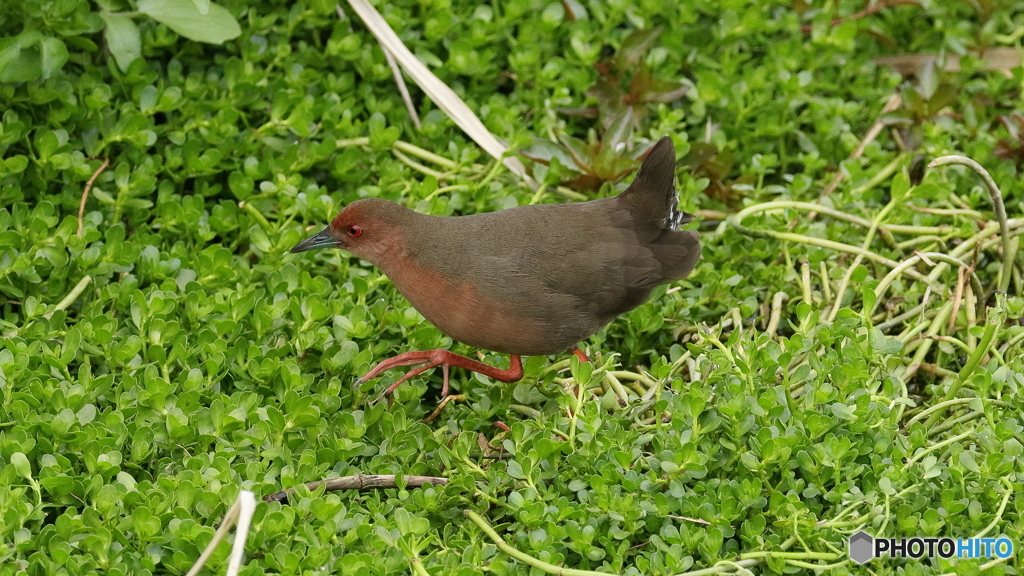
[681,142,720,170]
[628,65,654,103]
[603,108,634,150]
[926,84,959,116]
[558,134,597,173]
[565,172,605,192]
[644,78,689,103]
[617,27,662,68]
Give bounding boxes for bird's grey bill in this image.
[290,228,337,253]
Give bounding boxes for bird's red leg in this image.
[572,347,590,363]
[358,350,524,400]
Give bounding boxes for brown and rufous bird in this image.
[291,137,700,399]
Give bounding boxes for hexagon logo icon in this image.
[849,531,874,564]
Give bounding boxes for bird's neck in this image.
[356,210,433,276]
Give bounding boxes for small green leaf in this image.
[39,37,67,78]
[958,451,980,474]
[61,327,82,364]
[11,452,31,480]
[77,404,97,426]
[101,13,141,72]
[830,402,857,421]
[4,155,28,173]
[139,85,158,113]
[861,288,876,315]
[890,172,910,201]
[138,0,241,44]
[0,38,20,77]
[506,460,526,479]
[569,355,593,384]
[0,43,41,82]
[541,2,564,26]
[868,327,887,351]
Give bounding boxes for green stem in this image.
[336,137,370,148]
[408,549,430,576]
[464,510,619,576]
[609,370,657,389]
[603,371,630,405]
[528,184,548,205]
[393,140,458,170]
[876,302,930,331]
[44,275,93,319]
[890,300,954,425]
[922,308,1000,429]
[974,477,1014,539]
[928,410,987,437]
[784,559,849,570]
[868,252,983,317]
[849,153,907,196]
[730,200,950,236]
[239,201,272,230]
[733,224,935,286]
[392,147,447,179]
[336,137,468,172]
[904,398,977,429]
[904,429,974,468]
[739,551,840,561]
[928,155,1012,292]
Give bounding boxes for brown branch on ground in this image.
[78,157,110,238]
[264,473,448,504]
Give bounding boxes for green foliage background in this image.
[1,0,1023,574]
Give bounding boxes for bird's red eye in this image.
[347,225,362,238]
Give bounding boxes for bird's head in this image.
[290,198,408,262]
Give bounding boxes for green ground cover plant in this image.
[1,0,1023,574]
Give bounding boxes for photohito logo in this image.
[849,531,1015,564]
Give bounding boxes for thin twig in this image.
[77,157,110,237]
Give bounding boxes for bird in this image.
[291,136,700,400]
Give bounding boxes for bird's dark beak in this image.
[290,227,338,253]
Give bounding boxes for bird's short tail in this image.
[620,137,689,230]
[619,136,701,283]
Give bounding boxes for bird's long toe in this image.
[359,349,526,402]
